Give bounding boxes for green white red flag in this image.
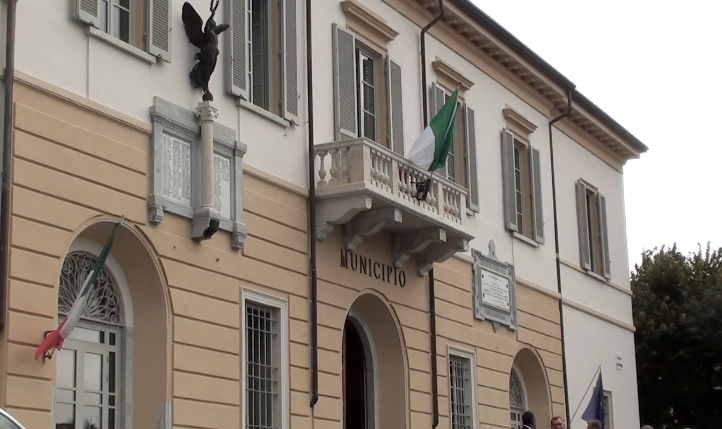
[406,88,459,171]
[35,218,124,360]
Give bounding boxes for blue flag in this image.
[582,371,605,427]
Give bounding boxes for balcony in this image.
[315,138,474,276]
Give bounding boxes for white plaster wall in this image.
[14,0,309,186]
[563,306,640,429]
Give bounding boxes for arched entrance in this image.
[509,347,552,428]
[342,292,407,429]
[53,219,171,429]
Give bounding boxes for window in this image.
[501,128,544,244]
[332,24,404,156]
[575,180,611,279]
[448,347,477,429]
[242,290,289,429]
[74,0,172,62]
[509,369,526,429]
[602,391,613,429]
[228,0,299,124]
[430,83,479,212]
[54,252,125,429]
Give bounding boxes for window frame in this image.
[602,390,613,429]
[355,45,381,143]
[241,289,289,429]
[511,134,532,239]
[575,178,611,279]
[447,345,478,429]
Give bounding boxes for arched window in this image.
[54,251,125,429]
[509,368,527,429]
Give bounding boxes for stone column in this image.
[192,101,221,241]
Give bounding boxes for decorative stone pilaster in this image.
[192,101,221,241]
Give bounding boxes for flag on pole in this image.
[407,88,459,171]
[35,218,124,361]
[582,370,605,428]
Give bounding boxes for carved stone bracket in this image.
[343,208,403,250]
[316,195,373,241]
[417,237,470,277]
[392,228,446,268]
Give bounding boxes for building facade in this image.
[0,1,646,429]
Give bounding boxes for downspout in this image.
[0,0,18,334]
[548,88,573,423]
[419,2,444,427]
[306,0,319,409]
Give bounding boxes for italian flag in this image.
[407,88,459,171]
[35,218,124,361]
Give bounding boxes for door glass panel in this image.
[85,392,102,406]
[0,413,23,429]
[55,388,75,403]
[54,403,75,428]
[84,406,102,429]
[56,349,76,389]
[84,353,103,391]
[69,327,101,343]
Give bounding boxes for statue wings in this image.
[182,2,206,49]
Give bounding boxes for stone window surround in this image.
[503,105,537,141]
[341,0,399,53]
[432,57,474,96]
[148,97,248,249]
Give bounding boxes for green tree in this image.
[632,244,722,429]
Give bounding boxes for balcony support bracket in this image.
[392,228,447,268]
[417,237,470,277]
[343,208,403,250]
[316,195,373,241]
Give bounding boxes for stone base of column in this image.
[192,207,222,241]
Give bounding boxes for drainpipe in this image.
[419,2,445,427]
[306,0,319,409]
[0,0,18,334]
[548,88,574,423]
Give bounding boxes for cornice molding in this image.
[503,106,537,138]
[341,0,399,50]
[432,57,474,93]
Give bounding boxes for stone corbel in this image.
[392,228,446,268]
[417,236,470,277]
[316,195,373,241]
[343,208,402,250]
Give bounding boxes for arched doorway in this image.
[52,220,170,429]
[509,347,552,429]
[342,293,407,429]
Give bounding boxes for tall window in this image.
[246,0,283,116]
[448,348,477,429]
[432,87,465,186]
[602,391,613,429]
[356,48,378,142]
[509,369,526,429]
[54,252,125,429]
[501,129,544,244]
[575,179,611,279]
[98,0,131,43]
[243,292,288,429]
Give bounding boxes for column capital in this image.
[196,101,219,123]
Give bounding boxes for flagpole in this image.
[570,365,601,422]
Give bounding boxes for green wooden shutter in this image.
[501,129,517,231]
[598,193,611,279]
[333,24,357,140]
[431,83,447,176]
[148,0,172,62]
[530,145,544,244]
[464,105,479,212]
[387,56,404,155]
[576,180,592,270]
[282,0,299,123]
[76,0,101,26]
[227,0,248,99]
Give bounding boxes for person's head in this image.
[641,426,654,429]
[522,411,536,428]
[551,416,565,429]
[586,420,602,429]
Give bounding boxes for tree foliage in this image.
[632,244,722,429]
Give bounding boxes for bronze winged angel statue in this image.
[182,0,229,101]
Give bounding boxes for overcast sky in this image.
[468,0,722,270]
